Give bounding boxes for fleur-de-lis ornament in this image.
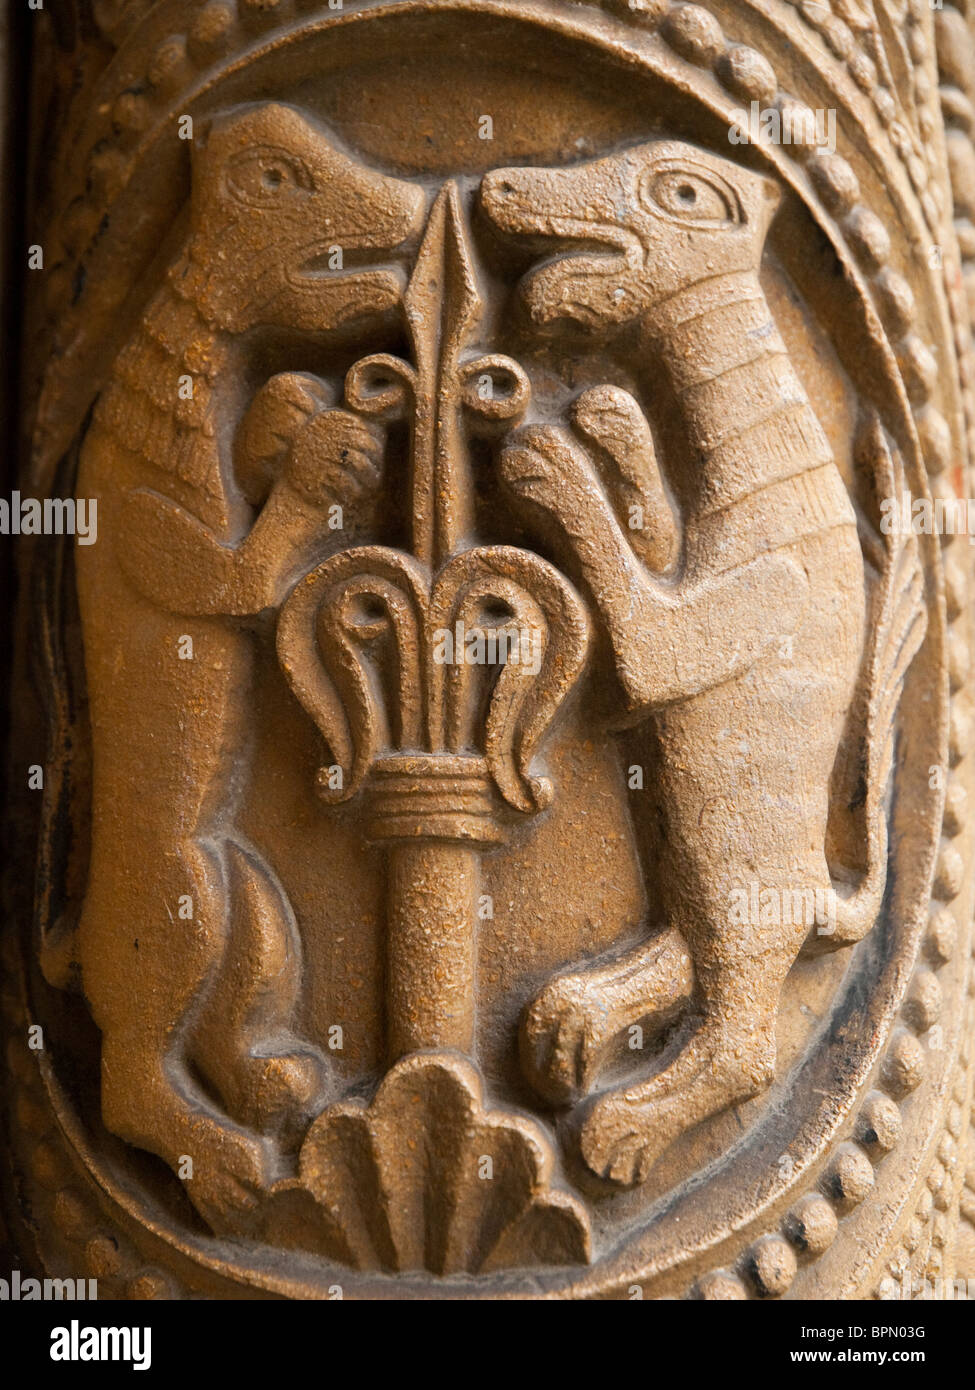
[278,183,590,1060]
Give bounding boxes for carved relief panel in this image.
[3,0,975,1300]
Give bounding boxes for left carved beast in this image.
[68,103,424,1226]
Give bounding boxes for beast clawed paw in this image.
[182,1130,272,1233]
[576,1034,777,1187]
[499,424,598,517]
[238,372,384,510]
[520,973,611,1107]
[578,1093,661,1188]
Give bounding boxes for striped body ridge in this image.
[93,254,227,502]
[646,269,837,515]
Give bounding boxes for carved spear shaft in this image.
[378,184,491,1063]
[385,841,478,1059]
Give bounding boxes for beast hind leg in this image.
[576,606,859,1186]
[91,841,330,1232]
[577,969,781,1187]
[86,837,324,1231]
[520,926,694,1105]
[75,568,326,1228]
[98,1027,274,1229]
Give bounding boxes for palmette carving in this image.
[7,0,973,1301]
[264,1053,591,1273]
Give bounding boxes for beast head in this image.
[186,103,426,334]
[480,141,780,332]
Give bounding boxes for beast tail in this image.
[813,415,927,952]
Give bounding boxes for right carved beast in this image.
[481,141,927,1186]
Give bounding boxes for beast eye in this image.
[640,168,740,227]
[224,146,314,206]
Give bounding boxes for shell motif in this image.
[266,1052,591,1275]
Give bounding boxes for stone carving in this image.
[75,111,593,1259]
[3,0,974,1301]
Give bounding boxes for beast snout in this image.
[480,166,544,239]
[189,104,428,335]
[481,160,634,247]
[482,144,782,333]
[481,158,647,332]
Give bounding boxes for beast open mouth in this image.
[288,240,412,284]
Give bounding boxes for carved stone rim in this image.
[11,0,971,1299]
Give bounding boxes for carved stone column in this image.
[2,0,974,1300]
